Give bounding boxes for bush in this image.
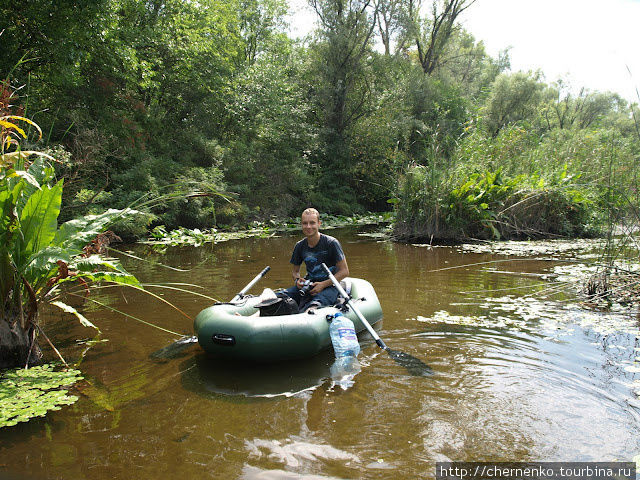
[393,165,596,242]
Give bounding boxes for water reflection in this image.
[329,356,362,390]
[181,353,333,398]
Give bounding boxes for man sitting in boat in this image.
[279,208,350,311]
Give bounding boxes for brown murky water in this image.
[2,226,640,479]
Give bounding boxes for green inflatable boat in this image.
[194,277,383,362]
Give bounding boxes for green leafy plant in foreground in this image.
[1,85,141,369]
[0,363,82,428]
[0,151,141,365]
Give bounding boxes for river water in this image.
[2,226,640,479]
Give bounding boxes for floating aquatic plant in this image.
[571,309,640,336]
[544,263,601,284]
[144,213,393,247]
[419,295,640,339]
[0,364,83,428]
[458,238,605,257]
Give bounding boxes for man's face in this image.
[301,212,320,238]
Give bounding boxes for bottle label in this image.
[337,327,357,341]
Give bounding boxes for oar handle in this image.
[231,266,270,302]
[321,263,387,350]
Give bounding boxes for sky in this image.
[286,0,640,103]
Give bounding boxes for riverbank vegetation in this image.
[2,0,637,243]
[0,93,145,369]
[147,212,392,246]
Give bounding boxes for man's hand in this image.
[309,280,330,295]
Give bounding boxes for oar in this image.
[321,263,432,376]
[151,266,271,359]
[231,266,271,303]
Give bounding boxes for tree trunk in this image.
[0,316,43,370]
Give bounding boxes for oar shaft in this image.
[231,266,270,302]
[322,264,387,350]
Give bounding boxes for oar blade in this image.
[150,335,198,360]
[386,348,433,377]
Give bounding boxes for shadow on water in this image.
[180,353,335,399]
[177,347,433,399]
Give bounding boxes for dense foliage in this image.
[1,0,638,240]
[0,86,142,369]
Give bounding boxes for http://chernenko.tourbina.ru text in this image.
[435,462,636,480]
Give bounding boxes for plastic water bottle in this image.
[329,312,361,389]
[329,312,360,358]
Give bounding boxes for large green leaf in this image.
[27,157,55,185]
[72,255,128,274]
[0,179,25,243]
[12,170,39,190]
[54,209,139,252]
[0,178,19,302]
[14,158,53,215]
[73,271,140,287]
[18,180,63,264]
[0,189,17,245]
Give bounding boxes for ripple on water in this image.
[241,466,343,479]
[407,300,640,461]
[243,436,360,478]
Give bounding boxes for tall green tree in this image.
[373,0,411,56]
[0,0,109,88]
[409,0,476,76]
[482,71,545,137]
[308,0,378,209]
[540,81,628,131]
[224,46,316,217]
[240,0,289,64]
[432,30,510,101]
